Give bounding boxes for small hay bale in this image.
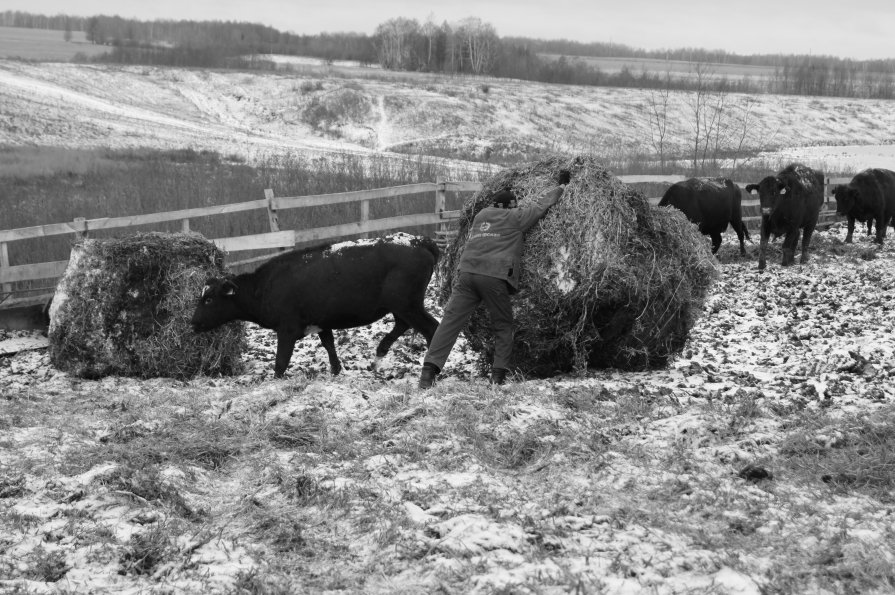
[48,232,245,379]
[439,155,719,376]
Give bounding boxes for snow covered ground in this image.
[2,58,895,593]
[1,224,894,593]
[1,59,893,172]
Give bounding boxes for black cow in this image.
[745,164,824,270]
[191,233,440,377]
[658,177,750,255]
[832,168,895,245]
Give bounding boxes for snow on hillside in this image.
[1,59,893,171]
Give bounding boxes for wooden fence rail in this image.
[0,178,476,309]
[0,175,849,311]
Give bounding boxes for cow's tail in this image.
[418,235,441,263]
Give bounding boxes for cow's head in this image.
[747,175,788,216]
[190,277,239,332]
[831,184,856,215]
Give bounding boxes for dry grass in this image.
[780,404,895,498]
[2,363,895,593]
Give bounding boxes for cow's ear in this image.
[776,180,788,195]
[745,184,758,194]
[222,280,238,296]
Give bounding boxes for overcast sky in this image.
[8,0,895,61]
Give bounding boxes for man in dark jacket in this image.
[418,170,570,388]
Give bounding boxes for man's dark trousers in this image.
[424,272,514,370]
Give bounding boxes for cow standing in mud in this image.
[746,164,825,270]
[191,233,440,377]
[832,168,895,245]
[658,177,750,256]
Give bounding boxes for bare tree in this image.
[456,17,498,75]
[684,62,729,173]
[421,15,438,69]
[646,70,673,169]
[704,89,727,166]
[727,96,780,175]
[374,18,420,70]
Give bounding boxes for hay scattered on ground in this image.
[439,155,719,376]
[48,232,244,379]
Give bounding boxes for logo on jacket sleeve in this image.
[480,222,491,232]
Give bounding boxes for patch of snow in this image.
[432,513,527,556]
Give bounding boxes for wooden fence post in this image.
[0,242,10,297]
[264,188,288,251]
[435,177,447,246]
[359,197,370,239]
[181,219,190,233]
[264,189,280,232]
[73,217,88,240]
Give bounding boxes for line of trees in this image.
[3,10,894,99]
[373,17,499,75]
[502,37,895,76]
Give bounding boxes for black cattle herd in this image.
[663,164,895,268]
[190,165,895,377]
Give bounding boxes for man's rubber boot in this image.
[489,368,507,386]
[418,363,440,389]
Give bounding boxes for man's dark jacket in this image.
[458,186,563,292]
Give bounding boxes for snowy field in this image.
[1,59,894,172]
[2,225,895,593]
[1,58,895,593]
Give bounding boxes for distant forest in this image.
[3,10,894,99]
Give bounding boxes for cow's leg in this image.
[402,309,439,345]
[874,210,886,244]
[735,223,747,256]
[370,318,411,371]
[709,232,722,254]
[375,318,411,358]
[800,232,814,262]
[845,216,856,243]
[317,329,341,376]
[781,228,800,266]
[274,331,299,378]
[758,218,770,270]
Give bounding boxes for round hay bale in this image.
[48,232,245,379]
[438,155,719,377]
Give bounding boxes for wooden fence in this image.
[0,175,849,314]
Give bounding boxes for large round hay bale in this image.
[439,155,719,377]
[48,232,245,379]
